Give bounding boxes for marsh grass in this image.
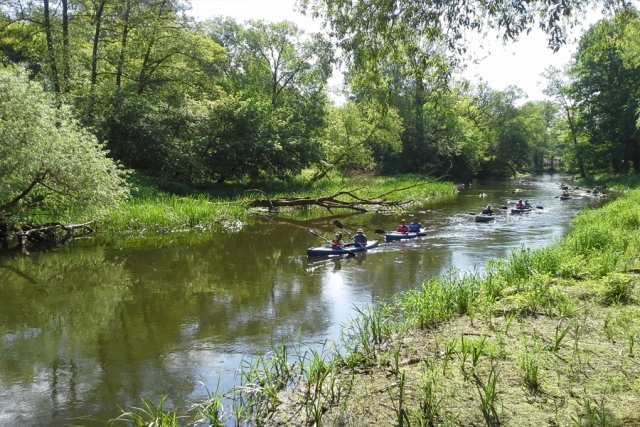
[110,396,181,427]
[92,174,456,235]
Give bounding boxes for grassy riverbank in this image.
[94,174,456,235]
[176,186,640,427]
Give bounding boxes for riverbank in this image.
[206,186,640,426]
[94,174,456,236]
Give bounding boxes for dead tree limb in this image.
[10,221,95,255]
[246,190,412,213]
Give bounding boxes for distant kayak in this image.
[561,185,569,190]
[475,215,495,222]
[560,195,572,200]
[307,240,379,257]
[385,230,427,242]
[511,208,532,214]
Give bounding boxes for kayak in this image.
[307,240,379,257]
[511,208,532,214]
[561,185,569,190]
[475,215,495,222]
[560,195,572,200]
[385,230,427,242]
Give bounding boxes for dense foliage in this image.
[0,0,638,209]
[0,67,129,221]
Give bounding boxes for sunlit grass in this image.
[93,174,456,235]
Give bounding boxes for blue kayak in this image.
[307,240,379,257]
[560,195,572,200]
[475,215,495,222]
[385,230,427,242]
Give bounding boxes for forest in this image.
[1,0,640,227]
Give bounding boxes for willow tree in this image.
[0,67,129,242]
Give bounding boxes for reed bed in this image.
[94,174,455,235]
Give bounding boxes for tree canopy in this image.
[0,0,636,196]
[0,67,129,220]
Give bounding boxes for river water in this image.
[0,174,612,426]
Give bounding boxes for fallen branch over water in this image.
[5,221,95,255]
[244,183,428,213]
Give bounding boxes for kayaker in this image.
[397,219,410,233]
[515,200,525,209]
[524,200,532,209]
[331,232,344,248]
[353,228,368,245]
[481,204,493,215]
[562,189,570,197]
[408,217,423,232]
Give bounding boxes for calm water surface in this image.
[0,174,612,426]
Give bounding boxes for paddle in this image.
[308,229,331,243]
[375,229,387,235]
[333,220,353,237]
[308,229,357,255]
[536,205,544,209]
[333,220,367,250]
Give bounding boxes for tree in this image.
[312,101,403,181]
[568,10,640,174]
[543,66,589,177]
[300,0,613,76]
[0,67,129,228]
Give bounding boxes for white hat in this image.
[357,228,364,233]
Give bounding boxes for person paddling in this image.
[397,219,410,233]
[515,199,525,209]
[353,228,368,246]
[331,232,344,248]
[481,204,494,215]
[408,217,424,232]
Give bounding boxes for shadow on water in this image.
[0,174,613,426]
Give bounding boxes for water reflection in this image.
[0,174,612,426]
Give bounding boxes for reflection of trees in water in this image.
[0,246,134,423]
[0,225,336,424]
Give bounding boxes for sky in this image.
[187,0,605,103]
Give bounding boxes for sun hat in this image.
[357,228,364,233]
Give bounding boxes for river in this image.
[0,174,612,426]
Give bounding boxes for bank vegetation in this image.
[152,184,640,427]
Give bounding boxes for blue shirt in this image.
[353,234,367,244]
[408,222,423,232]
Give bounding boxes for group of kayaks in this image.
[307,221,427,257]
[473,183,581,223]
[308,183,592,256]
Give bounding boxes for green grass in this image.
[93,174,456,235]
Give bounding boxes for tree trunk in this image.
[91,0,106,86]
[61,0,71,92]
[116,0,132,87]
[43,0,61,93]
